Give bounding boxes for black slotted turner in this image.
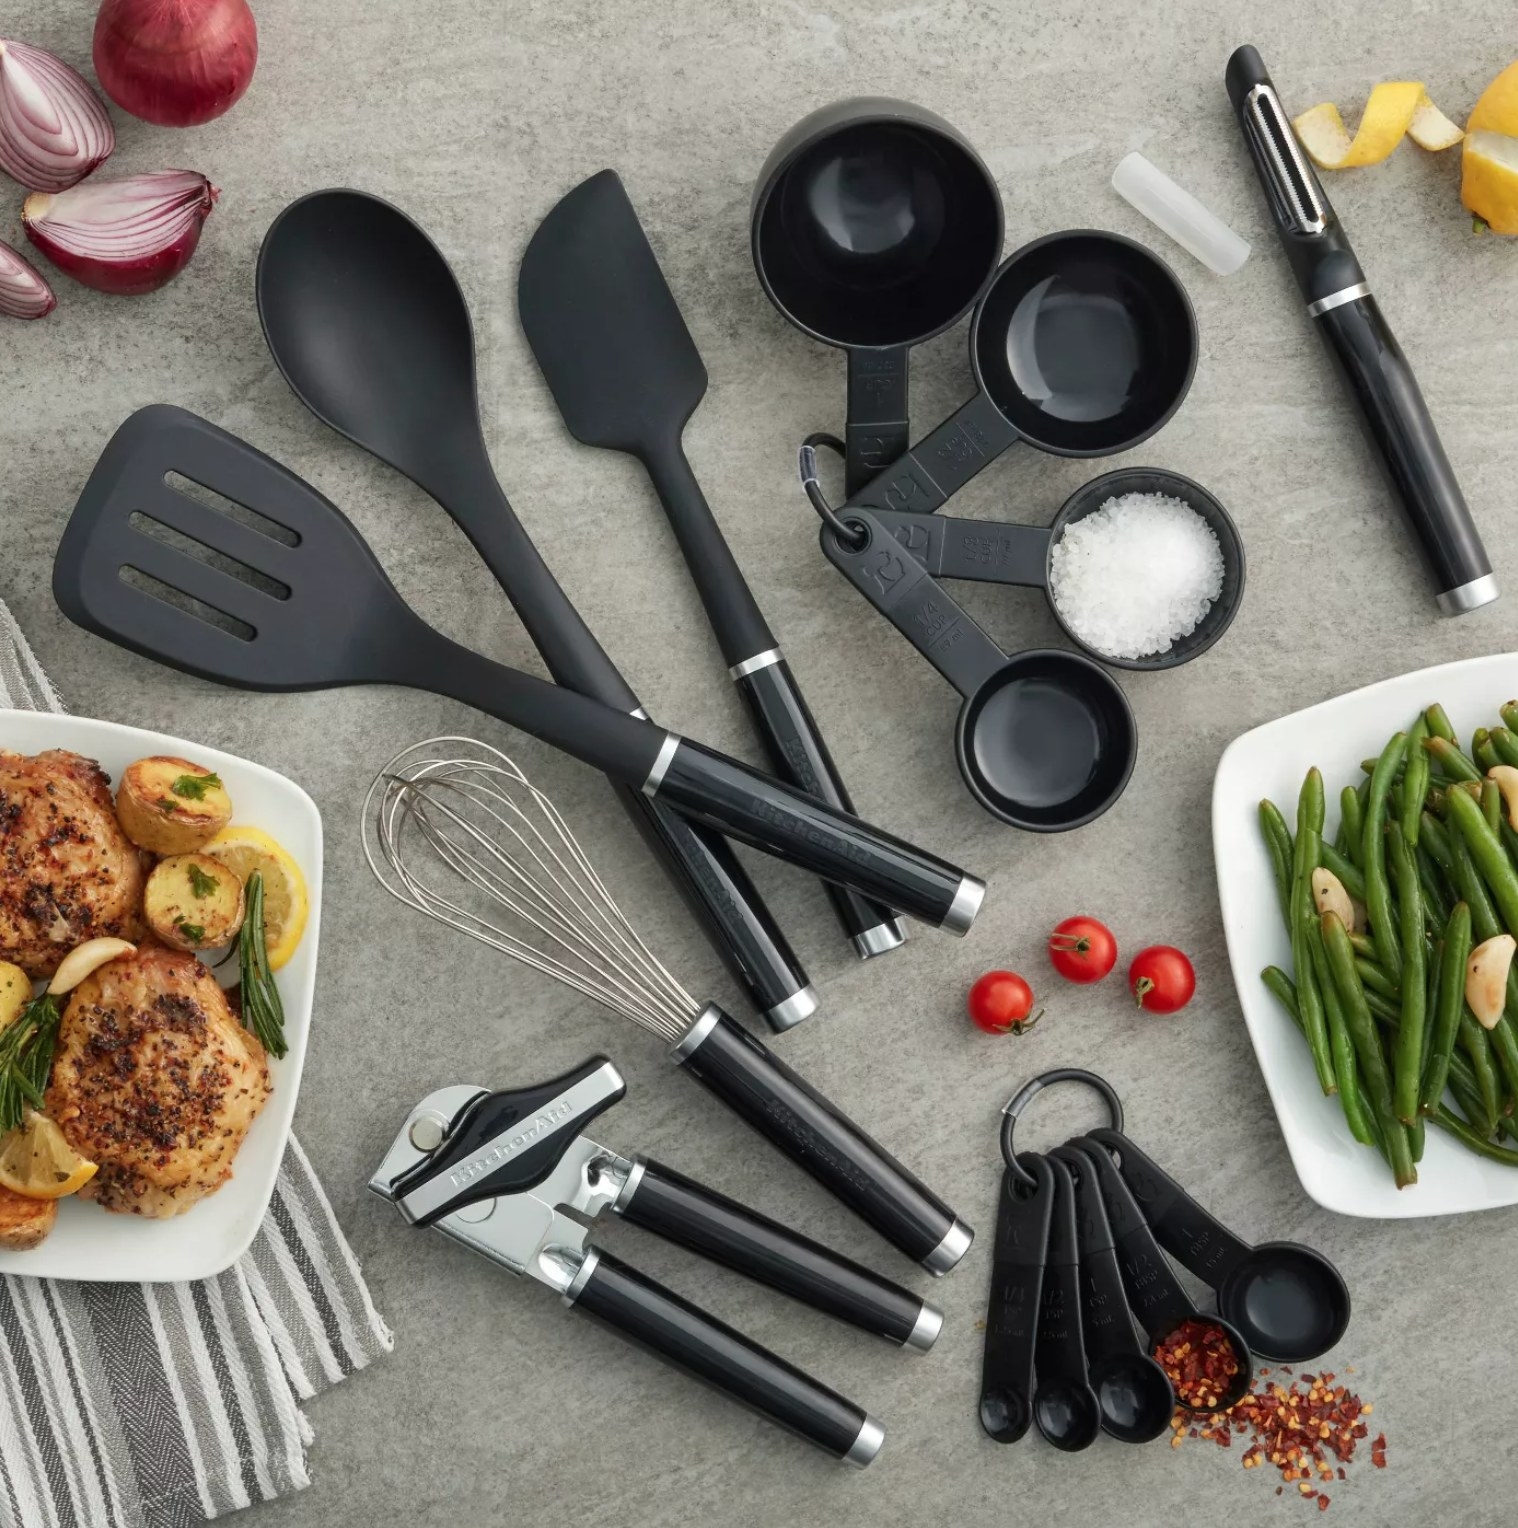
[52,406,981,933]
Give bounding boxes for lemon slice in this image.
[201,825,309,971]
[1463,61,1518,233]
[1293,83,1463,169]
[0,1112,97,1200]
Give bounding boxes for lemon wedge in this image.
[1294,82,1463,169]
[1463,61,1518,233]
[0,1112,97,1200]
[201,825,309,971]
[0,963,29,1032]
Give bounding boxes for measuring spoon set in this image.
[981,1070,1350,1452]
[756,99,1248,830]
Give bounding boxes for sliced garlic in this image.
[47,938,136,996]
[1466,934,1516,1030]
[1486,765,1518,830]
[1312,868,1355,930]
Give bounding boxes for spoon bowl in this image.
[1219,1241,1351,1362]
[1034,1379,1102,1452]
[1087,1351,1175,1444]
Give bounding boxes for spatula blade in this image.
[518,169,707,456]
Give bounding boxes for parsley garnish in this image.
[187,863,219,899]
[174,917,207,943]
[171,772,222,801]
[157,797,178,816]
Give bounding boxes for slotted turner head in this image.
[53,404,423,691]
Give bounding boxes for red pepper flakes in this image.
[1153,1318,1241,1410]
[1173,1365,1384,1510]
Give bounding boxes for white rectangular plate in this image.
[1214,652,1518,1219]
[0,710,321,1280]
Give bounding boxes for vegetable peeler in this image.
[370,1057,943,1462]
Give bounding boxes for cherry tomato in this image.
[1128,945,1196,1013]
[1048,916,1118,984]
[967,970,1042,1035]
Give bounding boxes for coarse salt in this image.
[1048,491,1224,660]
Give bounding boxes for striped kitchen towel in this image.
[0,595,393,1528]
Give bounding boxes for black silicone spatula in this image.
[519,169,905,961]
[52,405,984,933]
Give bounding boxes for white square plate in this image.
[0,710,321,1280]
[1213,652,1518,1219]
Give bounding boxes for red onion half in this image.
[24,170,217,296]
[94,0,257,128]
[0,39,115,192]
[0,240,56,318]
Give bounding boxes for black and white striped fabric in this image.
[0,596,393,1528]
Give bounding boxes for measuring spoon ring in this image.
[1085,1128,1350,1364]
[1032,1156,1102,1452]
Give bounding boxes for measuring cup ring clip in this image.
[999,1069,1124,1187]
[799,433,867,550]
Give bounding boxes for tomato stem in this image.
[1134,977,1156,1007]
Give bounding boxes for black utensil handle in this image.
[1085,1128,1251,1289]
[737,656,905,955]
[1035,1159,1087,1381]
[618,1158,936,1347]
[673,1008,972,1273]
[819,509,1011,701]
[654,738,983,932]
[845,345,911,494]
[980,1155,1054,1443]
[863,508,1052,589]
[621,786,814,1027]
[1078,1136,1197,1342]
[1315,296,1494,607]
[1055,1144,1145,1364]
[568,1247,878,1462]
[847,392,1019,517]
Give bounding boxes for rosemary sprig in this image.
[238,872,287,1059]
[0,992,62,1134]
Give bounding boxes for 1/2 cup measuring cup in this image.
[821,506,1137,830]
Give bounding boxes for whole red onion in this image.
[93,0,257,128]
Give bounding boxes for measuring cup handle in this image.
[847,392,1020,516]
[819,508,1011,700]
[980,1155,1054,1443]
[863,508,1052,588]
[845,345,911,495]
[1086,1129,1252,1287]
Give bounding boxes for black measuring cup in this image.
[821,506,1136,830]
[752,98,1003,493]
[858,466,1246,672]
[979,1152,1054,1444]
[1076,1140,1253,1412]
[1052,1143,1175,1444]
[831,228,1196,518]
[1033,1156,1102,1452]
[1086,1128,1350,1363]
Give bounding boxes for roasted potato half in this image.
[0,962,30,1031]
[144,854,246,952]
[116,757,233,855]
[0,1186,56,1251]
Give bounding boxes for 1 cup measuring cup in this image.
[821,505,1137,830]
[1086,1128,1350,1363]
[752,98,1004,493]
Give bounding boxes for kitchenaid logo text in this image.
[449,1102,573,1189]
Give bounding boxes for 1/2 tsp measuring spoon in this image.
[1086,1128,1350,1363]
[1076,1135,1252,1412]
[980,1153,1054,1443]
[1053,1143,1174,1443]
[1032,1156,1101,1452]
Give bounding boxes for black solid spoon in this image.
[1032,1156,1101,1452]
[1087,1128,1350,1363]
[254,188,816,1030]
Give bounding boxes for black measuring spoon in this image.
[820,505,1136,830]
[1086,1128,1350,1363]
[980,1152,1054,1443]
[1076,1137,1252,1412]
[1032,1156,1101,1452]
[1052,1143,1174,1443]
[753,98,1003,492]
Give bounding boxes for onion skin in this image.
[94,0,257,128]
[24,170,217,296]
[0,38,115,192]
[0,239,56,318]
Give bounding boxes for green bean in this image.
[1491,727,1518,771]
[1422,903,1472,1115]
[1318,843,1366,902]
[1364,985,1401,1025]
[1426,703,1458,746]
[1433,1106,1518,1165]
[1446,786,1518,934]
[1320,912,1415,1186]
[1476,728,1500,774]
[1355,958,1399,999]
[1291,771,1336,1094]
[1348,932,1377,961]
[1402,716,1430,846]
[1259,800,1294,923]
[1419,811,1455,871]
[1447,1075,1492,1134]
[1425,735,1482,783]
[1386,823,1427,1122]
[1363,733,1408,972]
[1418,853,1453,928]
[1461,1016,1501,1136]
[1484,778,1504,836]
[1261,966,1299,1022]
[1338,785,1365,869]
[1314,930,1377,1145]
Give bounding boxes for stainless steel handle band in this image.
[1307,280,1371,318]
[729,647,783,680]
